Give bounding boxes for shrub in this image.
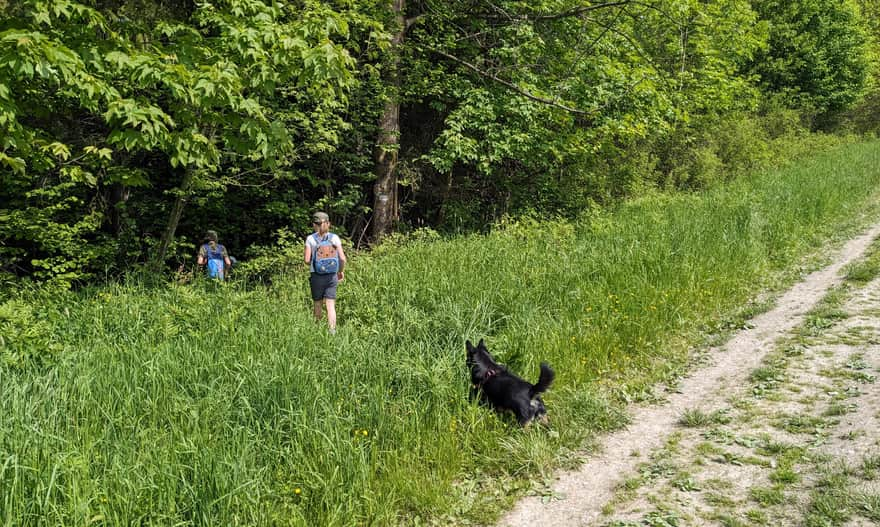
[0,299,63,370]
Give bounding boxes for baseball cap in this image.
[312,212,330,223]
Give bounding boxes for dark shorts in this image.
[309,272,338,301]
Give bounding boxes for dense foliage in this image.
[749,0,870,123]
[0,0,877,288]
[1,0,371,285]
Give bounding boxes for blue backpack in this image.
[202,243,226,279]
[311,233,339,274]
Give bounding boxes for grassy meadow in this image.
[2,140,880,525]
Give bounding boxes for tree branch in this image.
[531,0,632,21]
[580,12,673,93]
[431,48,594,116]
[405,14,425,31]
[481,1,632,21]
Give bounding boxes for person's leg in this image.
[325,298,337,332]
[323,276,339,333]
[310,274,324,321]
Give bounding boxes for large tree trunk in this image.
[150,168,193,273]
[370,0,405,243]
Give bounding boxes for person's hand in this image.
[337,270,345,282]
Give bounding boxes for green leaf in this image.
[0,152,26,175]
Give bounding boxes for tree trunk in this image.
[106,182,130,236]
[370,0,405,243]
[150,168,194,273]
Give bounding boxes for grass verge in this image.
[2,141,880,525]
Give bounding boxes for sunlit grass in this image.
[1,141,880,525]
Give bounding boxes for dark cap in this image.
[312,212,330,223]
[205,230,218,242]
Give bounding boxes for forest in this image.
[1,0,879,289]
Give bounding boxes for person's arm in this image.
[336,239,346,280]
[197,245,206,267]
[304,238,312,266]
[223,250,232,279]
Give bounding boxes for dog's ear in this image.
[477,338,486,350]
[465,340,474,353]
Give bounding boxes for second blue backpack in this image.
[203,243,226,279]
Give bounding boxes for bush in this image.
[0,299,63,370]
[659,115,771,189]
[234,227,307,285]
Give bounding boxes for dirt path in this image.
[500,224,880,527]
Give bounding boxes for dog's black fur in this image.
[466,338,555,426]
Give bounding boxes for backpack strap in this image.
[310,233,321,271]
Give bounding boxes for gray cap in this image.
[205,230,218,242]
[312,212,330,223]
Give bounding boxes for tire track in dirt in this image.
[499,223,880,527]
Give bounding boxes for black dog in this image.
[466,339,555,426]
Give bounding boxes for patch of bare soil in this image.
[500,224,880,527]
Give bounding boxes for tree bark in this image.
[150,168,193,273]
[106,182,130,236]
[370,0,405,243]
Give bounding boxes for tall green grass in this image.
[2,141,880,525]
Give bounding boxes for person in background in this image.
[304,212,346,333]
[197,230,232,280]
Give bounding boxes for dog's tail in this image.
[529,362,555,399]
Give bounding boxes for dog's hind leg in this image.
[512,399,536,427]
